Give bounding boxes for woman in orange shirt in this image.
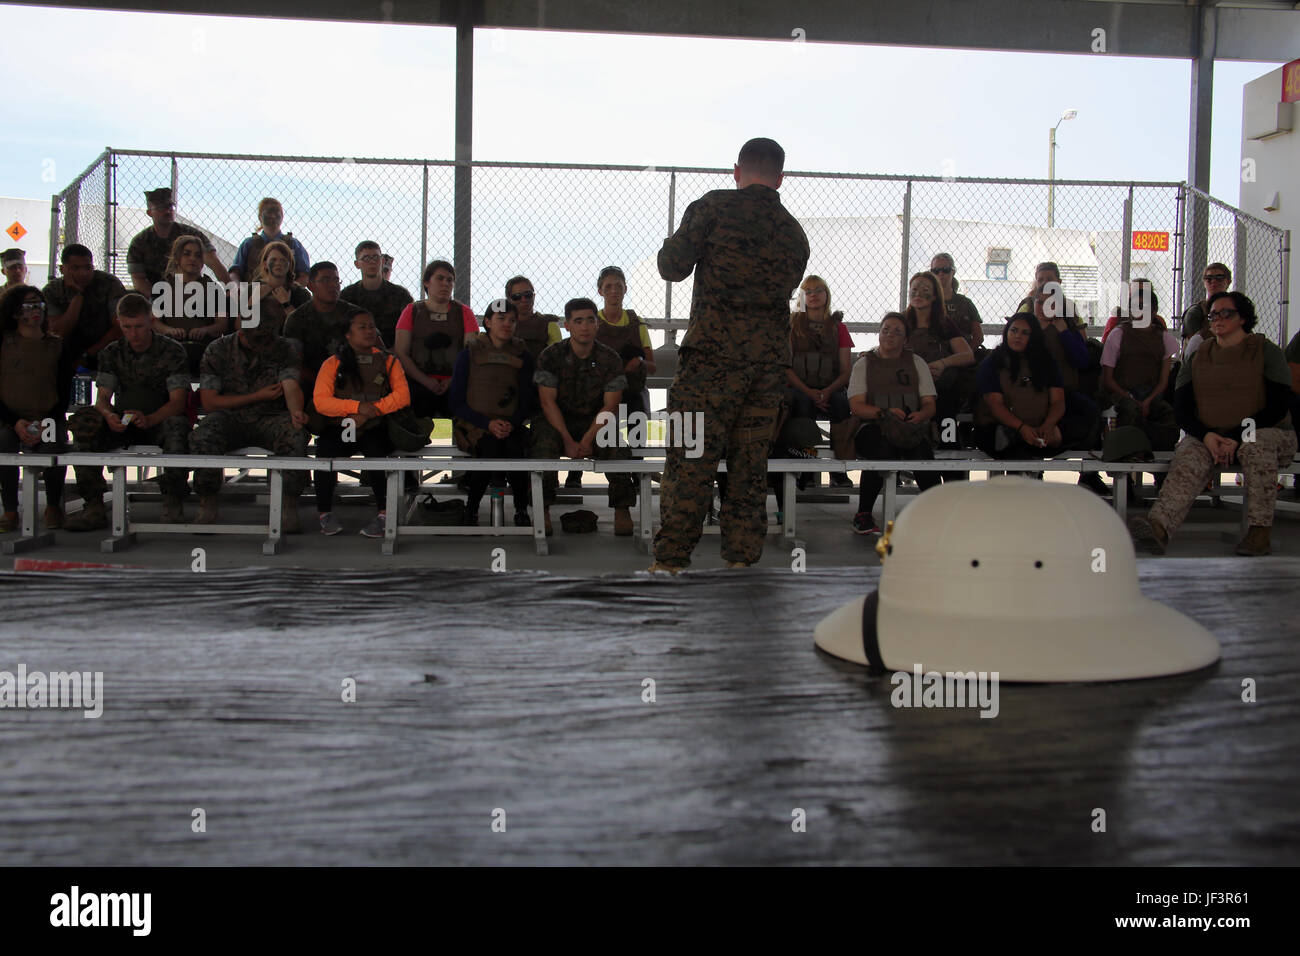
[312,310,410,537]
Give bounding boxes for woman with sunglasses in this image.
[0,286,69,532]
[929,253,983,354]
[504,276,562,362]
[1130,291,1296,556]
[1178,263,1232,356]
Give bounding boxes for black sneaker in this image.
[564,472,583,489]
[1078,473,1108,497]
[513,512,531,527]
[852,511,880,535]
[828,472,852,488]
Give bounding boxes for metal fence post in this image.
[47,195,61,281]
[1279,229,1291,347]
[1172,184,1186,321]
[420,162,429,283]
[170,155,178,203]
[1120,186,1133,289]
[664,169,676,336]
[899,179,913,312]
[103,148,114,270]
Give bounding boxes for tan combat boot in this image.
[1127,514,1168,555]
[1235,525,1271,556]
[0,511,16,533]
[161,496,184,524]
[281,495,302,534]
[543,507,553,537]
[43,505,64,530]
[63,497,107,532]
[613,507,633,536]
[196,495,220,524]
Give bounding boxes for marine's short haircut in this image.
[737,137,786,178]
[1206,290,1257,333]
[61,243,93,263]
[354,240,381,259]
[564,297,599,320]
[116,292,153,319]
[423,259,455,285]
[308,261,339,281]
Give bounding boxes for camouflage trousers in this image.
[67,405,191,498]
[1149,427,1298,533]
[530,415,636,508]
[653,353,784,567]
[188,410,309,497]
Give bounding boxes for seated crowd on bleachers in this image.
[0,187,1297,554]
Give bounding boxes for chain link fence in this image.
[1182,186,1288,344]
[49,149,1289,347]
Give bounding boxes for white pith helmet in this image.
[814,477,1220,681]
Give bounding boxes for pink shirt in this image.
[395,301,480,379]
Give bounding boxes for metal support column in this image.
[1120,186,1133,287]
[453,9,474,304]
[420,163,429,282]
[1186,5,1216,309]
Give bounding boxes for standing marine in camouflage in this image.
[531,297,635,536]
[651,138,810,571]
[125,187,227,296]
[65,294,193,529]
[188,316,309,531]
[341,241,414,347]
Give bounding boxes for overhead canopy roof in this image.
[15,0,1300,61]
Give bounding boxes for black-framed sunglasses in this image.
[1207,308,1239,321]
[931,266,954,274]
[1203,274,1229,282]
[19,302,46,313]
[509,291,535,302]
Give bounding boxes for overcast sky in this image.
[0,3,1279,205]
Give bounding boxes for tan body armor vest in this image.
[907,321,951,365]
[996,366,1052,427]
[1112,322,1166,391]
[863,349,922,413]
[515,314,555,360]
[1191,335,1267,430]
[465,336,526,420]
[1,332,62,420]
[790,311,843,389]
[409,300,469,377]
[243,231,295,280]
[331,349,395,431]
[597,310,646,393]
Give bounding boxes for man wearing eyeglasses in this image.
[504,275,562,361]
[341,241,413,347]
[1179,263,1231,358]
[125,187,227,296]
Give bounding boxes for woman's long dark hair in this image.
[903,271,957,339]
[994,315,1055,390]
[334,311,381,392]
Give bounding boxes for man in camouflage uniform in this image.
[1,248,28,293]
[125,187,228,296]
[189,315,309,531]
[531,297,635,535]
[64,294,193,529]
[341,241,413,347]
[43,244,127,372]
[651,138,810,571]
[283,262,362,431]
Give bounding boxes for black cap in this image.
[144,187,174,206]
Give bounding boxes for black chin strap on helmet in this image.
[860,590,886,676]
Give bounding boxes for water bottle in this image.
[490,487,505,527]
[73,366,93,406]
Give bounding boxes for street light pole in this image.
[1048,109,1077,228]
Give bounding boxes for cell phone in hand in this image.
[120,413,135,427]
